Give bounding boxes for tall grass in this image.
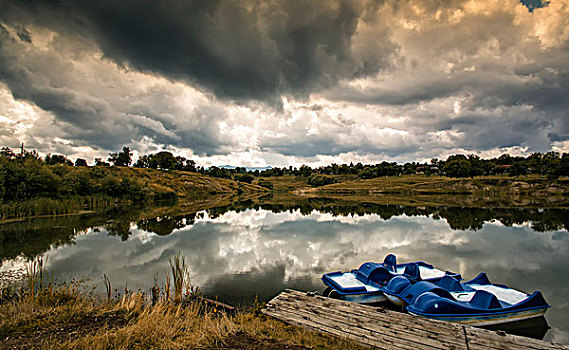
[24,256,59,299]
[169,252,190,303]
[102,274,112,302]
[0,254,367,350]
[0,195,118,221]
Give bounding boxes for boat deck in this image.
[261,289,568,350]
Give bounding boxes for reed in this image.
[102,274,112,302]
[169,252,190,303]
[1,261,366,350]
[0,195,120,221]
[25,257,49,299]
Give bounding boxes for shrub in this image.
[257,179,274,189]
[307,174,335,187]
[234,173,254,184]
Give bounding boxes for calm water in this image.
[1,201,568,343]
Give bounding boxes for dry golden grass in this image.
[61,298,231,349]
[91,166,268,198]
[1,256,368,350]
[0,290,368,350]
[256,174,569,208]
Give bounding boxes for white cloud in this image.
[0,0,568,165]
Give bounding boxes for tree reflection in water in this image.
[2,198,568,262]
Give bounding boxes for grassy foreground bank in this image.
[0,258,366,350]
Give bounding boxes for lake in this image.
[1,199,568,343]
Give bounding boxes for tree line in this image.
[196,152,569,183]
[2,144,569,201]
[251,152,569,181]
[0,146,177,205]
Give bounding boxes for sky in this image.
[1,0,568,167]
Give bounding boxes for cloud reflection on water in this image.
[42,208,569,343]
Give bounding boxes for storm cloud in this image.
[0,0,568,165]
[1,0,394,101]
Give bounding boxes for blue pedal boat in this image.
[383,272,550,326]
[321,254,461,304]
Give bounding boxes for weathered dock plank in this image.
[271,294,466,349]
[261,289,569,350]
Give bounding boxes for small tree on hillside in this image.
[149,151,177,170]
[95,158,110,166]
[75,158,88,167]
[108,147,132,167]
[45,154,73,166]
[0,147,15,159]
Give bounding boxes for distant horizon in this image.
[1,0,568,168]
[4,143,567,170]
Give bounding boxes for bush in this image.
[257,179,274,189]
[234,173,254,184]
[307,174,335,187]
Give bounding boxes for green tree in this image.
[74,158,88,167]
[467,154,484,178]
[0,147,15,159]
[443,159,472,178]
[94,158,110,166]
[100,175,121,196]
[234,173,254,184]
[508,163,527,177]
[133,155,150,168]
[299,165,312,177]
[148,152,177,170]
[559,153,569,177]
[496,154,513,165]
[45,154,73,166]
[175,156,196,171]
[257,179,274,189]
[108,147,132,167]
[527,153,544,175]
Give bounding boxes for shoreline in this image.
[2,174,568,225]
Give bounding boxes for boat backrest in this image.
[401,281,455,303]
[384,275,411,294]
[355,262,393,285]
[368,267,394,285]
[403,263,420,281]
[382,254,397,272]
[469,290,501,309]
[466,272,492,286]
[437,276,464,292]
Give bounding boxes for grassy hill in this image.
[260,174,569,208]
[313,174,569,195]
[91,166,267,198]
[0,165,268,222]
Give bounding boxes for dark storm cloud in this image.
[0,0,394,102]
[1,0,568,163]
[0,17,241,155]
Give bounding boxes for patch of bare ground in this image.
[210,331,312,350]
[1,310,129,349]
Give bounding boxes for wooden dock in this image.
[261,289,569,350]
